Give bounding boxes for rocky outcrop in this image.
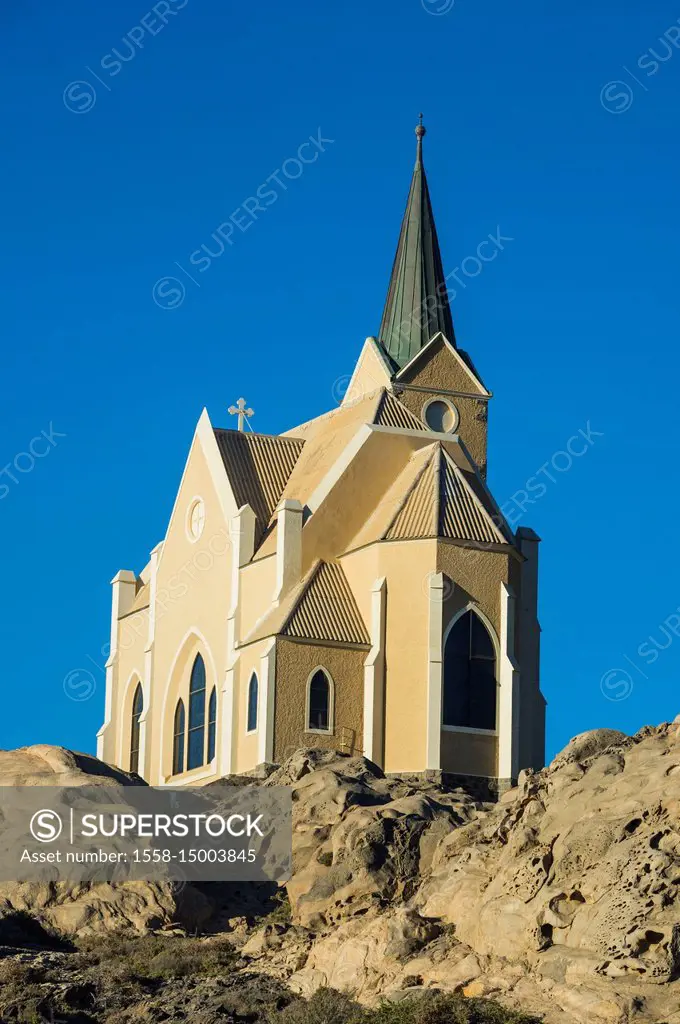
[247,727,680,1024]
[5,725,680,1024]
[0,745,210,936]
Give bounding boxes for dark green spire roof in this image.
[379,118,455,369]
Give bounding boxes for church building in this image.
[97,121,546,793]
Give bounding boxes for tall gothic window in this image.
[307,669,332,732]
[207,686,217,762]
[247,673,259,733]
[173,699,185,775]
[443,610,497,731]
[187,654,207,770]
[129,683,143,774]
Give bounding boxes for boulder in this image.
[0,745,210,937]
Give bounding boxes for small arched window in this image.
[187,654,207,770]
[207,686,217,762]
[307,669,332,732]
[443,610,497,731]
[247,673,259,733]
[129,682,143,774]
[173,699,186,775]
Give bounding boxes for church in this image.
[97,121,546,795]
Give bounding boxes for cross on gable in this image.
[228,397,254,432]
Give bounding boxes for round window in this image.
[423,398,459,433]
[187,498,205,541]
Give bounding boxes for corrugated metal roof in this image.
[439,452,505,544]
[214,430,304,542]
[386,448,438,539]
[384,445,507,545]
[373,390,424,431]
[284,562,370,646]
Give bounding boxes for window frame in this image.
[246,673,259,734]
[207,686,217,762]
[421,396,460,434]
[173,698,186,775]
[187,654,207,771]
[441,606,499,736]
[305,667,334,735]
[129,682,143,775]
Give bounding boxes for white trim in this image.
[159,628,218,782]
[442,725,499,737]
[442,603,501,734]
[258,640,277,763]
[221,504,256,775]
[498,582,520,780]
[426,573,446,769]
[116,671,144,772]
[341,337,393,407]
[156,408,238,578]
[185,495,206,544]
[304,666,335,735]
[161,763,217,786]
[363,577,387,765]
[246,671,259,734]
[422,396,460,434]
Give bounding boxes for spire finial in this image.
[415,113,426,141]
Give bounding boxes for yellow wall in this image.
[397,340,489,472]
[378,539,438,772]
[274,640,365,762]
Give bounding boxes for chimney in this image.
[274,499,303,602]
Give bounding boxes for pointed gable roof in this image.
[213,430,304,544]
[242,560,370,648]
[379,119,455,369]
[373,389,424,430]
[348,443,511,550]
[284,561,369,645]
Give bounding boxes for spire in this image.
[379,117,455,368]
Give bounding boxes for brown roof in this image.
[373,390,424,430]
[242,560,370,648]
[284,561,369,645]
[213,430,304,544]
[348,443,510,549]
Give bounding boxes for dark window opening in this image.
[187,654,207,770]
[308,670,331,731]
[129,683,143,774]
[173,698,186,775]
[247,674,258,733]
[443,610,497,730]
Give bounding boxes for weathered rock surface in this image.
[250,728,680,1024]
[5,725,680,1024]
[0,745,210,936]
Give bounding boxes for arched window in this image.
[187,654,207,770]
[129,683,143,774]
[443,610,497,731]
[173,699,185,775]
[307,669,332,732]
[207,686,217,762]
[247,673,259,733]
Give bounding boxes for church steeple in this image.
[379,118,455,369]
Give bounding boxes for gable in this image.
[214,430,304,545]
[341,337,393,406]
[284,561,370,645]
[396,333,489,397]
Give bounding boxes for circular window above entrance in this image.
[422,397,460,434]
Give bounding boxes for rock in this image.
[0,746,211,937]
[550,729,629,771]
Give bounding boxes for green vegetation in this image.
[276,987,542,1024]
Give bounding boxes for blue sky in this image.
[2,0,679,761]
